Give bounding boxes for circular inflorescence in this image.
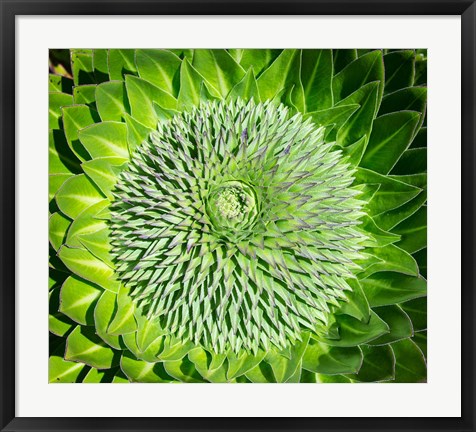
[109,99,368,354]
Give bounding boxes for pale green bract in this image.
[49,49,427,383]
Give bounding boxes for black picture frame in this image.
[1,1,474,431]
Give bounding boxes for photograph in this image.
[48,48,428,384]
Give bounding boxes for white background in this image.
[16,16,461,417]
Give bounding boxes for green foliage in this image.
[49,48,427,383]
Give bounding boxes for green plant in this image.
[49,48,427,383]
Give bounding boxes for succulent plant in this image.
[49,48,427,383]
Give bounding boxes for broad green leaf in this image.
[163,357,205,383]
[226,350,266,380]
[49,212,71,251]
[188,347,227,382]
[332,49,357,74]
[391,148,427,175]
[390,173,427,189]
[94,290,123,349]
[336,82,379,146]
[62,105,100,161]
[79,228,113,268]
[383,50,415,94]
[360,215,401,248]
[126,75,177,128]
[82,157,128,200]
[157,336,195,361]
[414,50,427,86]
[410,126,427,148]
[361,272,427,307]
[257,49,304,111]
[358,244,419,278]
[368,305,414,345]
[346,345,395,382]
[96,81,130,122]
[227,68,260,102]
[264,333,310,382]
[73,85,97,109]
[66,199,109,247]
[58,245,120,292]
[400,297,427,332]
[413,331,427,357]
[379,87,427,133]
[302,339,362,374]
[92,49,109,83]
[177,58,218,109]
[339,278,370,322]
[66,325,120,369]
[301,49,333,112]
[341,134,367,166]
[413,248,427,279]
[135,49,181,96]
[83,367,120,383]
[108,49,137,80]
[333,50,384,104]
[227,49,243,62]
[49,74,73,93]
[316,373,352,383]
[373,189,427,230]
[239,49,283,76]
[49,129,81,175]
[306,104,360,141]
[120,352,172,382]
[71,49,95,85]
[354,168,421,216]
[323,311,389,347]
[192,49,245,97]
[108,286,137,335]
[245,360,276,383]
[135,315,166,353]
[60,275,102,325]
[168,49,194,60]
[153,101,181,121]
[124,113,153,154]
[78,121,129,159]
[49,354,87,383]
[49,287,75,337]
[360,111,421,174]
[49,92,73,129]
[393,206,427,254]
[392,339,426,382]
[56,174,104,219]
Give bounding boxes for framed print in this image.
[1,1,474,431]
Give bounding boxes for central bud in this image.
[207,180,258,241]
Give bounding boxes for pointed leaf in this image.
[361,272,427,307]
[58,245,120,292]
[239,49,282,76]
[126,75,177,128]
[333,50,384,104]
[49,212,71,251]
[346,345,395,382]
[393,206,427,254]
[65,325,120,369]
[302,339,362,374]
[358,244,419,278]
[192,49,245,97]
[301,49,333,112]
[56,174,104,219]
[383,50,415,94]
[82,157,128,199]
[226,350,266,380]
[49,74,73,93]
[227,68,260,102]
[92,49,109,83]
[94,290,123,349]
[49,92,73,129]
[49,288,75,337]
[107,286,137,335]
[49,355,87,383]
[368,305,414,345]
[78,121,129,159]
[96,81,130,122]
[400,297,427,332]
[108,49,137,80]
[60,276,102,325]
[339,278,370,322]
[163,357,205,383]
[323,311,390,347]
[73,85,97,109]
[71,49,95,85]
[392,339,426,382]
[136,49,182,96]
[361,111,421,174]
[120,351,173,382]
[62,105,100,161]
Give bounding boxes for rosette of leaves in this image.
[49,49,427,383]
